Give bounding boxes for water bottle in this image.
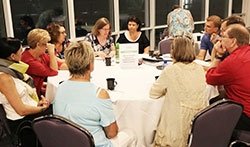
[115,43,120,63]
[162,56,168,68]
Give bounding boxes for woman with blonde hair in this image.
[150,36,208,147]
[53,41,136,147]
[21,28,67,97]
[84,17,115,59]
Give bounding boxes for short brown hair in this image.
[91,17,111,36]
[207,15,221,28]
[46,22,63,44]
[64,41,94,76]
[226,24,249,46]
[27,28,51,48]
[223,15,245,27]
[171,36,196,63]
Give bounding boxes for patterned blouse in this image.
[84,33,114,55]
[167,8,194,37]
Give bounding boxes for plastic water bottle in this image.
[162,56,168,67]
[115,43,119,63]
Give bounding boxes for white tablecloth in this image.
[46,59,218,147]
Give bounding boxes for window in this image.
[209,0,229,19]
[232,0,242,14]
[155,0,179,26]
[0,1,6,37]
[119,0,149,30]
[74,0,114,37]
[10,0,68,45]
[184,0,205,21]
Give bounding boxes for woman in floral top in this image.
[84,17,115,59]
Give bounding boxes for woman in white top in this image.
[0,37,50,146]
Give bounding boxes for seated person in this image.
[21,28,67,97]
[53,41,136,147]
[210,15,246,61]
[150,36,208,147]
[117,16,150,54]
[84,17,115,59]
[46,22,69,59]
[206,24,250,132]
[197,15,221,60]
[0,37,51,146]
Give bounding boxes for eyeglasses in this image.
[101,28,110,31]
[220,35,232,39]
[59,31,66,34]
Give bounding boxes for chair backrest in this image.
[0,104,14,146]
[158,38,173,54]
[32,114,95,147]
[188,99,243,147]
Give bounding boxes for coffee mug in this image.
[106,78,117,90]
[149,50,154,57]
[105,57,111,66]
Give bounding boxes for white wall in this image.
[242,0,250,27]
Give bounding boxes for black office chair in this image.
[32,114,95,147]
[230,140,250,147]
[0,104,15,147]
[231,129,250,147]
[187,99,243,147]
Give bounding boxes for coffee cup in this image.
[105,57,111,66]
[106,78,117,90]
[197,36,201,41]
[149,50,154,57]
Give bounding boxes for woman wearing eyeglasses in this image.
[46,22,69,59]
[84,17,115,59]
[21,28,67,97]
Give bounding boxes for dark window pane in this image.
[194,24,204,33]
[184,0,205,21]
[10,0,68,45]
[119,0,149,30]
[0,1,6,37]
[232,0,242,14]
[74,0,114,36]
[209,0,228,19]
[156,0,179,26]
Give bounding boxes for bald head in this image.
[226,24,249,46]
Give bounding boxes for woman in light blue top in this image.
[53,41,136,147]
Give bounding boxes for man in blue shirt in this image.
[197,15,221,60]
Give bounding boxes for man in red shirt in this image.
[206,24,250,131]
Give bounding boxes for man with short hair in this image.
[206,24,250,131]
[197,15,221,60]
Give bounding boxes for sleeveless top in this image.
[53,81,116,147]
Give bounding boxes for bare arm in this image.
[97,89,118,138]
[196,49,206,60]
[47,43,58,71]
[144,46,150,54]
[0,73,49,116]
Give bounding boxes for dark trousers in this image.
[235,113,250,131]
